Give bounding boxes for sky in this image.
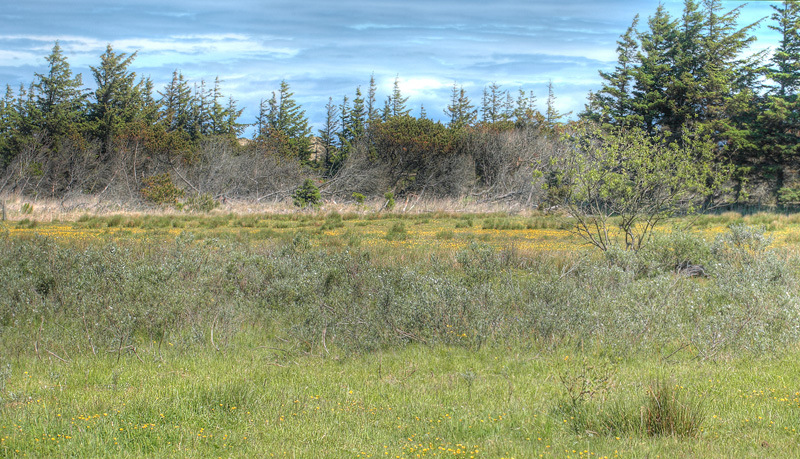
[0,0,784,134]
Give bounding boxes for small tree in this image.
[552,122,728,251]
[293,179,321,208]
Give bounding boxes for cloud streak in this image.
[0,0,782,131]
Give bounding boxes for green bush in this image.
[141,173,185,205]
[185,193,220,213]
[351,192,365,204]
[778,187,800,203]
[383,192,395,211]
[293,179,321,208]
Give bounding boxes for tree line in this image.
[583,0,799,203]
[0,0,797,207]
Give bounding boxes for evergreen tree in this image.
[222,96,246,138]
[0,85,19,165]
[89,45,142,154]
[632,4,678,135]
[318,97,340,175]
[33,41,87,140]
[695,0,761,148]
[481,82,504,124]
[767,1,800,98]
[158,70,193,133]
[388,76,410,118]
[255,98,270,139]
[594,16,641,128]
[545,81,569,129]
[349,86,367,141]
[444,83,477,129]
[270,80,312,160]
[367,73,380,125]
[756,1,800,161]
[513,88,540,127]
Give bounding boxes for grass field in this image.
[1,210,799,457]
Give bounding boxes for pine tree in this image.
[595,16,641,128]
[388,76,410,118]
[271,80,312,160]
[349,86,366,141]
[222,96,245,138]
[89,44,142,154]
[481,82,504,124]
[633,4,678,135]
[318,97,341,175]
[33,41,87,140]
[545,81,569,129]
[444,83,476,129]
[158,70,193,133]
[766,1,800,97]
[367,73,379,125]
[0,85,19,165]
[756,1,800,161]
[513,88,540,127]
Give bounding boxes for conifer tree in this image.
[756,1,800,161]
[33,41,87,141]
[545,81,569,129]
[632,4,677,135]
[367,73,380,125]
[271,80,312,160]
[89,45,142,154]
[444,83,476,129]
[513,88,540,127]
[595,16,641,128]
[318,97,340,176]
[388,76,410,118]
[158,70,193,133]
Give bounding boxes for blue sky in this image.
[0,0,783,133]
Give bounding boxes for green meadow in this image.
[1,211,799,458]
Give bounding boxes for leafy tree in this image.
[552,122,728,251]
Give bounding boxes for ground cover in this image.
[1,211,799,457]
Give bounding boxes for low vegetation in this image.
[1,211,799,457]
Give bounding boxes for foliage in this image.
[383,192,395,210]
[351,192,365,204]
[292,178,321,208]
[140,173,185,205]
[184,192,219,212]
[553,122,729,251]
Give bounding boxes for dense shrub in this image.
[0,224,797,359]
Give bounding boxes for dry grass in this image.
[0,193,549,223]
